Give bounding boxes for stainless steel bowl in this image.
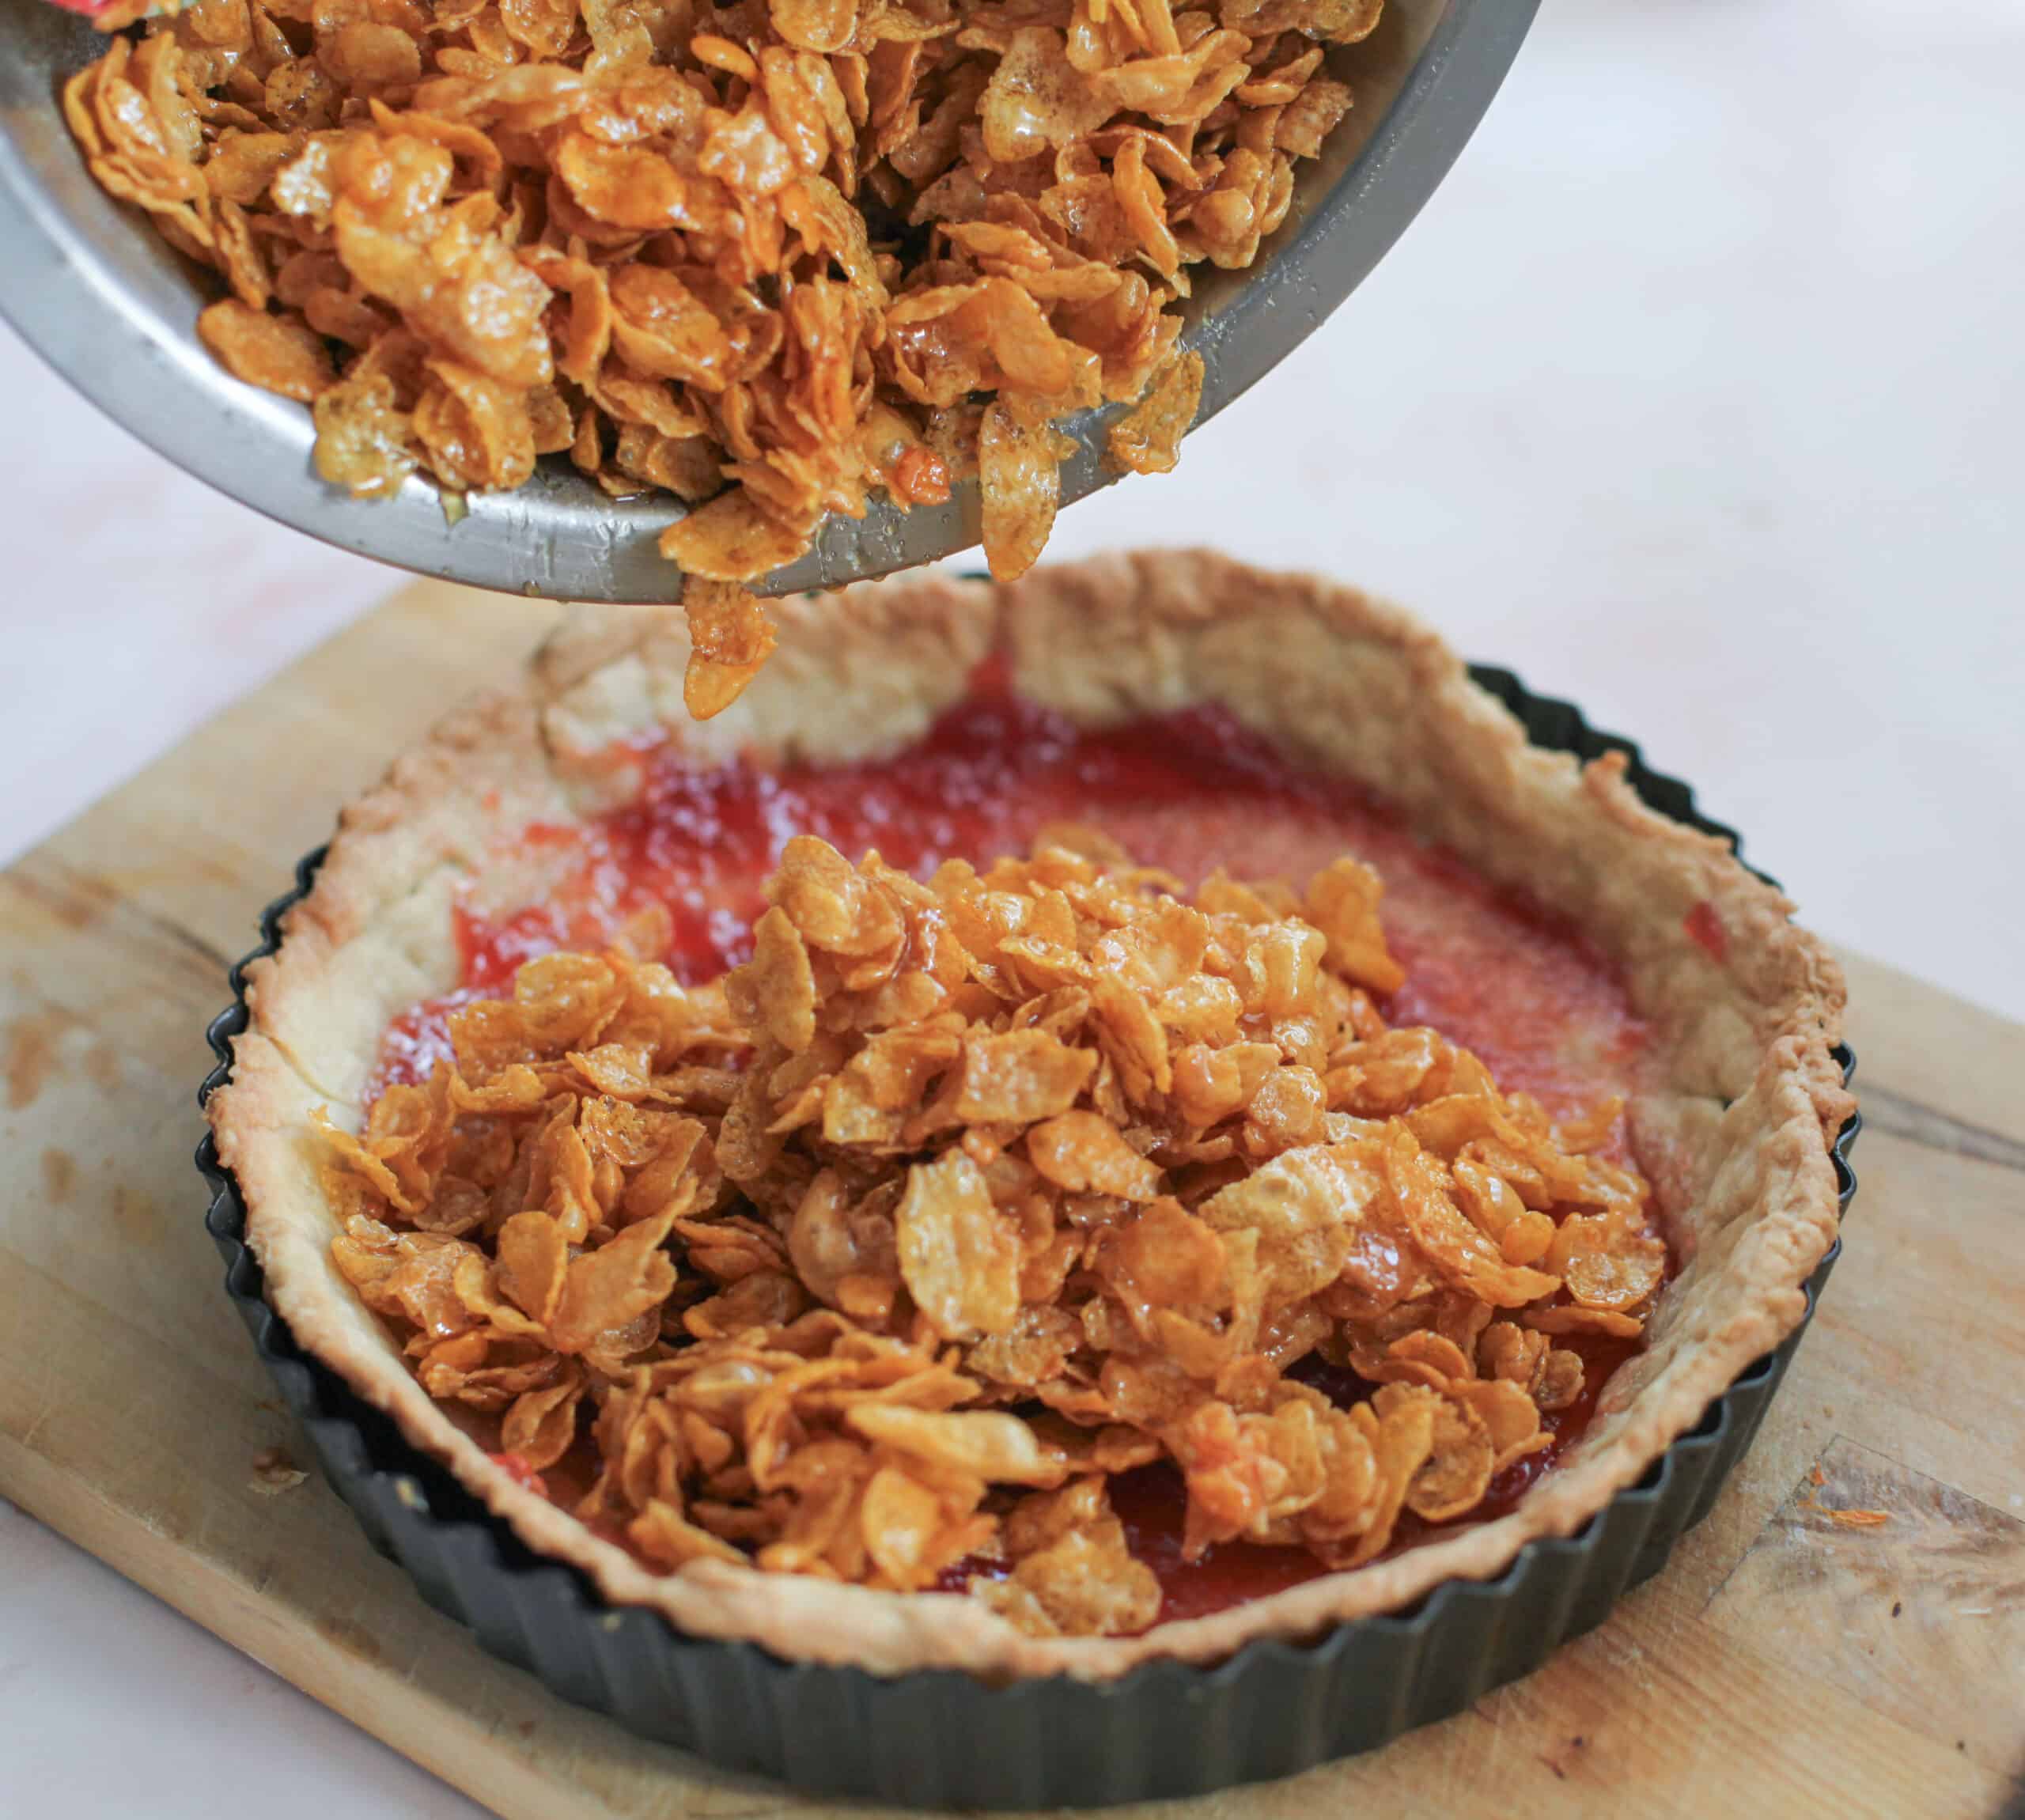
[0,0,1535,599]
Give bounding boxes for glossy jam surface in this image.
[377,683,1646,1122]
[377,679,1658,1625]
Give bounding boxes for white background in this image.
[2,2,2021,1814]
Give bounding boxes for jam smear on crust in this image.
[488,1450,549,1498]
[1684,899,1728,962]
[373,675,1662,1626]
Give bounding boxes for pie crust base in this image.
[210,550,1851,1680]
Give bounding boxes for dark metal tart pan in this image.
[196,667,1860,1807]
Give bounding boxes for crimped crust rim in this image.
[209,549,1850,1682]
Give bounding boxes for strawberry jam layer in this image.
[377,678,1645,1122]
[373,673,1656,1625]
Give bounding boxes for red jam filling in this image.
[377,673,1659,1624]
[378,679,1645,1124]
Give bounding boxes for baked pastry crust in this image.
[210,549,1851,1680]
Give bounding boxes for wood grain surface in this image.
[2,583,2021,1820]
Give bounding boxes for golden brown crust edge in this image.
[208,550,1849,1682]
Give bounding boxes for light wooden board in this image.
[3,582,2023,1820]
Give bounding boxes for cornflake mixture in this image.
[322,831,1668,1637]
[66,0,1380,706]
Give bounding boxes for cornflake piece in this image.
[859,1466,964,1588]
[1026,1110,1160,1199]
[682,582,778,721]
[956,1028,1096,1123]
[978,402,1075,581]
[248,1446,308,1496]
[198,300,335,400]
[1547,1213,1667,1312]
[847,1406,1065,1485]
[313,369,418,498]
[978,1480,1161,1636]
[658,492,808,583]
[1402,1393,1493,1522]
[895,1151,1024,1340]
[980,29,1115,162]
[319,829,1665,1633]
[1106,349,1202,476]
[1202,1145,1377,1303]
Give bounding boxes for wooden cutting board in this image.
[3,581,2022,1820]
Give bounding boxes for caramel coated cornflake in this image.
[72,0,1382,671]
[681,582,778,721]
[1106,350,1202,477]
[322,832,1665,1633]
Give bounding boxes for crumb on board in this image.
[250,1446,307,1496]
